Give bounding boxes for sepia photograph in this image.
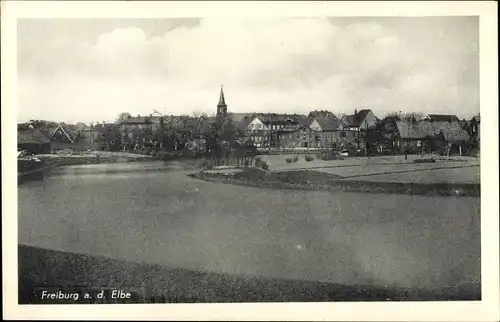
[2,1,499,321]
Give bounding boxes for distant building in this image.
[395,119,470,155]
[338,109,378,150]
[425,114,460,123]
[469,114,480,143]
[306,114,343,149]
[240,113,308,147]
[340,109,378,131]
[18,128,51,154]
[117,114,166,149]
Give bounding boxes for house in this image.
[278,124,318,149]
[307,114,343,149]
[118,114,165,132]
[237,113,308,148]
[308,110,338,120]
[369,116,401,154]
[22,120,91,150]
[117,114,167,149]
[338,109,378,150]
[395,120,438,154]
[425,114,460,123]
[340,109,378,131]
[395,119,470,155]
[469,114,480,143]
[18,128,51,154]
[49,124,80,144]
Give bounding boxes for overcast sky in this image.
[17,17,479,123]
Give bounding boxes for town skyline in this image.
[18,16,479,124]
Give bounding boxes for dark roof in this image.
[342,109,373,127]
[228,113,254,124]
[396,120,470,142]
[308,110,338,120]
[395,120,435,139]
[18,128,51,145]
[427,114,460,122]
[253,113,307,124]
[119,115,163,125]
[384,115,401,122]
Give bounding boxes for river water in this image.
[18,161,480,291]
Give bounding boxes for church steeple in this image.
[217,85,227,117]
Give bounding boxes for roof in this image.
[228,113,254,124]
[253,113,308,124]
[426,114,460,122]
[18,128,51,145]
[342,109,373,127]
[432,121,470,142]
[396,120,470,142]
[48,125,80,143]
[119,115,163,124]
[311,116,341,131]
[395,120,435,139]
[308,110,338,120]
[384,115,401,122]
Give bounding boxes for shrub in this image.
[293,156,299,163]
[285,157,293,163]
[261,161,269,170]
[305,155,315,162]
[206,163,214,170]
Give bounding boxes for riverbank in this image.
[18,245,479,303]
[37,151,154,167]
[190,166,480,197]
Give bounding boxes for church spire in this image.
[218,85,227,107]
[216,84,227,118]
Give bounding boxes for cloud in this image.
[18,17,479,123]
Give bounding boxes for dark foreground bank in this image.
[19,245,480,303]
[190,168,480,197]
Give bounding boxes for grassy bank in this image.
[18,245,479,303]
[190,168,480,197]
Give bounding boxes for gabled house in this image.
[49,125,79,144]
[338,109,378,150]
[306,114,343,149]
[339,109,378,131]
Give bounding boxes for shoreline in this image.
[18,245,480,303]
[189,168,480,197]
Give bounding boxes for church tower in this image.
[216,85,227,118]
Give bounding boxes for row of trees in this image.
[96,113,245,157]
